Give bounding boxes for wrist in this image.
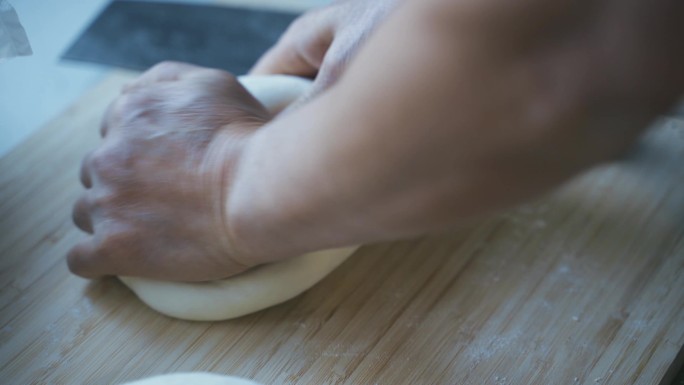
[224,118,364,265]
[223,129,304,265]
[199,127,265,270]
[223,134,297,265]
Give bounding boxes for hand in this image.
[250,0,400,99]
[68,62,271,281]
[227,0,684,263]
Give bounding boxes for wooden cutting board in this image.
[2,69,683,385]
[1,3,684,383]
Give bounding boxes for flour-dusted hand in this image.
[68,62,271,281]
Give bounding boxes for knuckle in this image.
[151,60,181,74]
[294,8,324,27]
[66,249,82,274]
[105,95,131,127]
[66,244,93,277]
[289,5,336,34]
[91,190,119,211]
[79,153,94,186]
[89,147,114,172]
[112,91,155,119]
[100,234,123,252]
[114,92,134,110]
[200,68,237,84]
[82,151,94,168]
[89,146,131,181]
[98,229,127,255]
[289,14,311,31]
[282,15,319,44]
[99,230,135,262]
[72,195,92,220]
[103,99,122,127]
[114,92,142,112]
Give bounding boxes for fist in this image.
[69,62,270,281]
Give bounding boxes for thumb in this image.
[250,9,336,77]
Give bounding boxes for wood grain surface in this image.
[2,1,684,383]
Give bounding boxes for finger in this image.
[66,240,105,279]
[250,39,327,78]
[250,13,334,76]
[250,44,311,76]
[72,195,94,234]
[122,61,202,93]
[278,64,342,114]
[100,99,119,137]
[101,94,130,138]
[79,152,93,188]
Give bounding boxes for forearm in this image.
[227,0,684,262]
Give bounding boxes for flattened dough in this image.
[120,247,356,321]
[119,75,357,321]
[122,372,262,385]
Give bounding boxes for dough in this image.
[236,74,311,115]
[119,75,357,321]
[120,247,356,321]
[122,372,262,385]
